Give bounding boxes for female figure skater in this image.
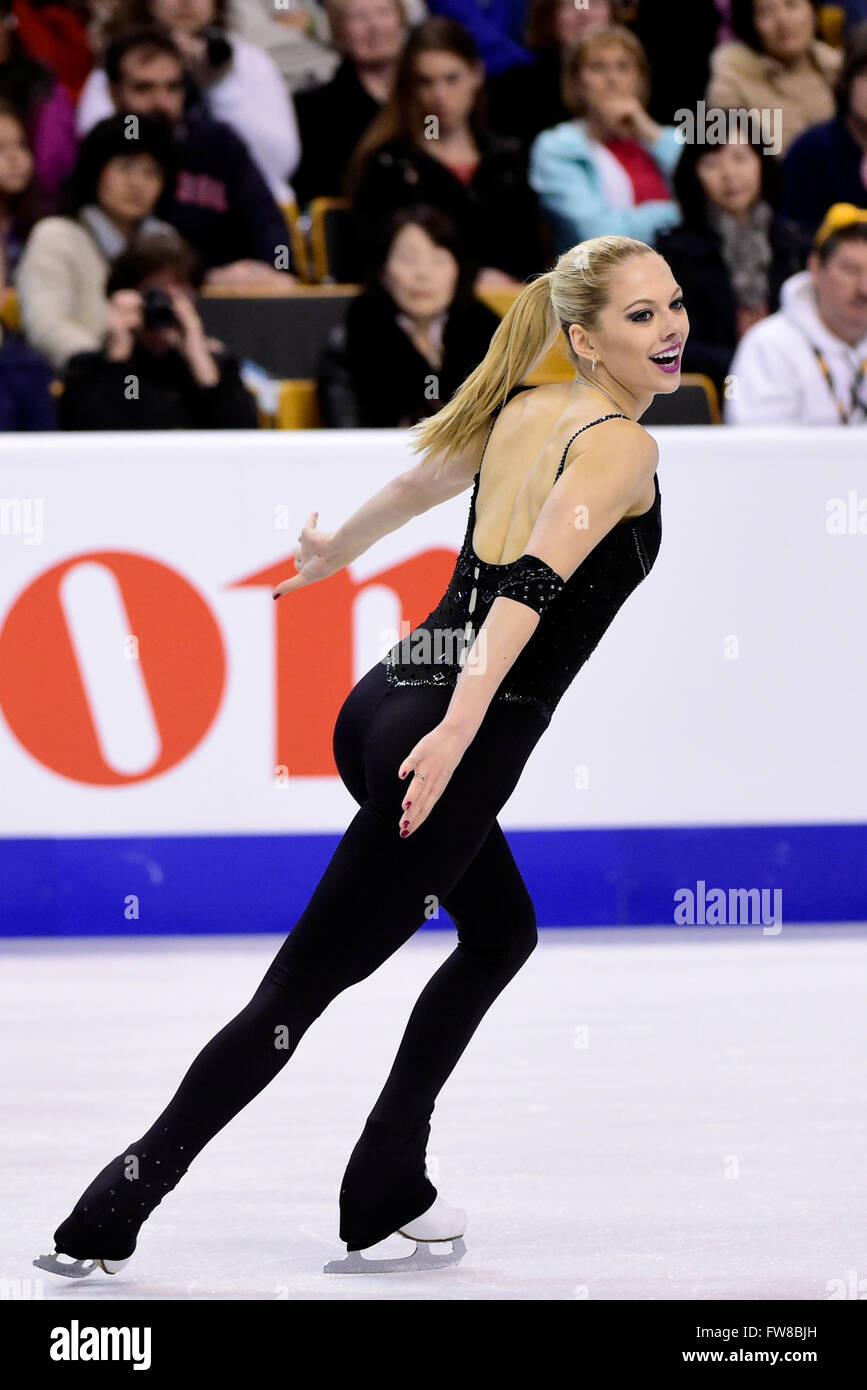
[34,233,686,1278]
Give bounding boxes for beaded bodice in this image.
[382,407,662,724]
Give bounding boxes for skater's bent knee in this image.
[459,908,538,974]
[508,919,539,967]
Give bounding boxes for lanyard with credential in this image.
[809,343,867,424]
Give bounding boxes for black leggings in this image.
[54,659,548,1258]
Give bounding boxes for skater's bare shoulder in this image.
[400,387,540,512]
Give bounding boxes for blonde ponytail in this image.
[409,235,655,479]
[407,273,558,471]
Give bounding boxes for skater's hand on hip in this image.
[398,722,471,837]
[273,514,341,597]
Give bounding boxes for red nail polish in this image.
[400,829,408,837]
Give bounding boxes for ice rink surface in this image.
[3,924,865,1301]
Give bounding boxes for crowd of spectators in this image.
[0,0,865,431]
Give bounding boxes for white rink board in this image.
[1,427,865,837]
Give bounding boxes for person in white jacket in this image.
[78,0,301,204]
[724,203,867,425]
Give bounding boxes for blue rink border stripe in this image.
[0,825,865,936]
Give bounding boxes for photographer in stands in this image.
[59,229,258,429]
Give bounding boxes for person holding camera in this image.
[58,230,259,429]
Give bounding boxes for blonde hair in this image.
[409,235,656,475]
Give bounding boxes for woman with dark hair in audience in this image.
[0,0,77,197]
[782,25,867,237]
[486,0,613,152]
[15,111,177,370]
[707,0,841,155]
[77,0,301,201]
[293,0,410,208]
[317,202,501,426]
[0,99,43,273]
[345,17,547,290]
[655,114,809,395]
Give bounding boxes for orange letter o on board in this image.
[0,551,226,785]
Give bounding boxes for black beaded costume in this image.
[49,393,664,1264]
[383,401,662,722]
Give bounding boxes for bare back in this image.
[471,383,656,567]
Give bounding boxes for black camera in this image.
[141,288,179,332]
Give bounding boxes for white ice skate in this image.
[32,1252,131,1279]
[324,1195,467,1274]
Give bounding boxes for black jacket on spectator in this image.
[59,343,258,429]
[0,333,56,429]
[486,48,570,152]
[293,58,383,208]
[654,216,810,393]
[348,132,546,282]
[781,117,867,238]
[317,286,500,427]
[629,0,720,126]
[162,110,292,272]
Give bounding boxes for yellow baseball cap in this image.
[813,203,867,249]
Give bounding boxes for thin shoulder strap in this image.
[474,402,506,483]
[554,413,628,482]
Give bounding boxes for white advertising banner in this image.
[1,426,865,839]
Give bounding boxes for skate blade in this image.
[324,1236,466,1274]
[32,1253,130,1279]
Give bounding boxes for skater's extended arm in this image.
[273,443,483,598]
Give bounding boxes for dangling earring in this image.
[591,356,598,373]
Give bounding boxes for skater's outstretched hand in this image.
[273,513,343,597]
[397,722,472,837]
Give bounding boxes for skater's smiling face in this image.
[567,252,689,398]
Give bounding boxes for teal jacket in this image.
[529,118,682,251]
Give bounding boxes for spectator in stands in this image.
[317,202,500,426]
[0,0,77,197]
[782,26,867,238]
[529,25,681,253]
[77,0,301,204]
[487,0,613,152]
[724,204,867,423]
[101,26,297,285]
[424,0,533,76]
[655,115,809,396]
[0,99,43,272]
[293,0,409,208]
[15,112,177,370]
[707,0,841,157]
[59,230,259,428]
[0,232,55,428]
[345,18,546,289]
